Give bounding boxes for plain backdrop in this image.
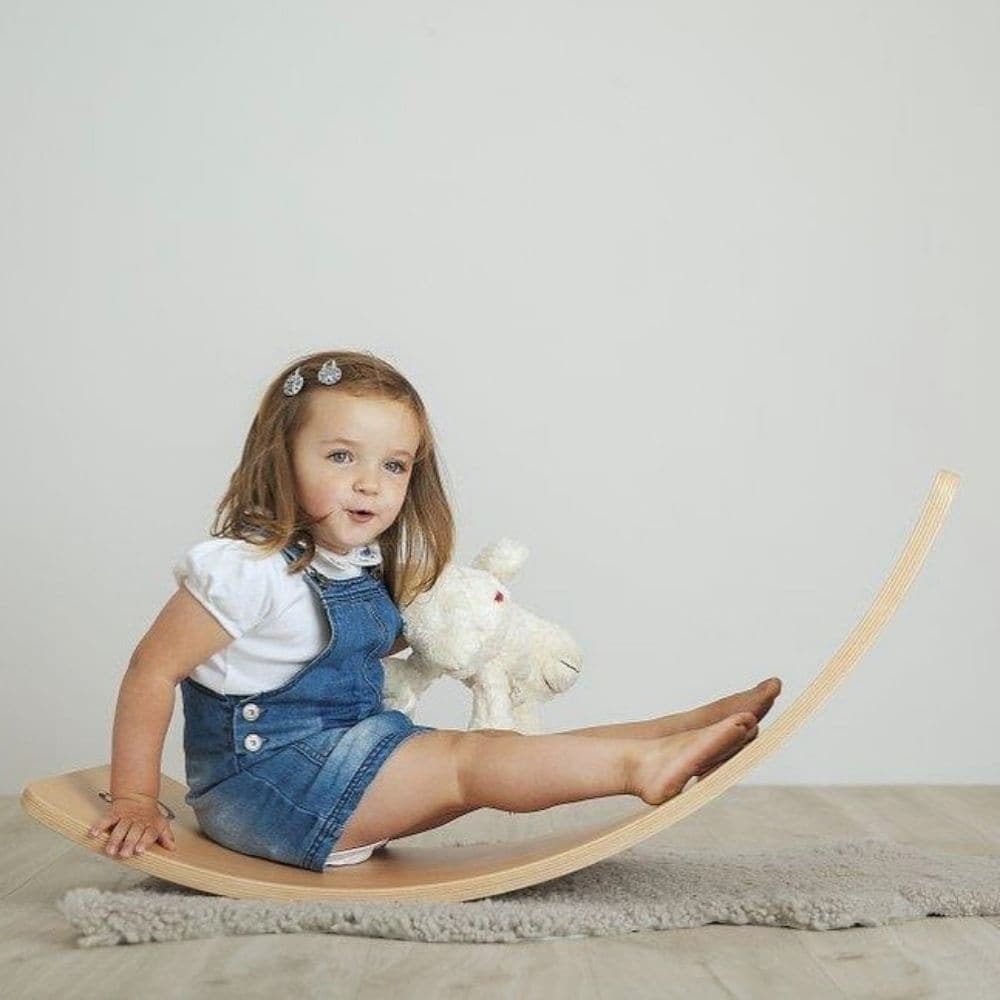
[2,2,997,795]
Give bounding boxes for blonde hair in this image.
[211,350,455,607]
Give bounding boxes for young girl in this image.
[88,350,783,871]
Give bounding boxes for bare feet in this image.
[659,677,782,736]
[628,713,759,805]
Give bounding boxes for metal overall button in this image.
[241,703,261,721]
[243,733,263,752]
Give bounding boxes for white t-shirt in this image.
[173,537,385,696]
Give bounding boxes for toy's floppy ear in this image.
[471,538,529,583]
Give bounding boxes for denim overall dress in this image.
[179,544,437,872]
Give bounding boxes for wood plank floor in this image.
[2,787,999,999]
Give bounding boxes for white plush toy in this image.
[381,538,583,734]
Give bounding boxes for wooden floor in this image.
[2,786,999,999]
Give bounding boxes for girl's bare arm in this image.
[110,586,234,802]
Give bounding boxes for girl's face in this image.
[291,391,420,555]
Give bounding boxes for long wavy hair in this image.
[211,350,455,607]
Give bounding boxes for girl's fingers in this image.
[119,825,145,857]
[88,814,176,856]
[133,828,156,854]
[105,818,130,854]
[108,819,144,856]
[136,824,169,854]
[88,814,116,837]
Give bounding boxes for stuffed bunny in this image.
[382,538,582,733]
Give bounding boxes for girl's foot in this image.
[661,677,782,736]
[628,713,759,805]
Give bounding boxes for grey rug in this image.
[57,837,1000,947]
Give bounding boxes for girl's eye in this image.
[326,451,408,475]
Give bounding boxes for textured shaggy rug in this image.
[57,837,1000,947]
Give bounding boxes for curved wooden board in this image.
[21,469,960,902]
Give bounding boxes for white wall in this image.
[3,1,997,794]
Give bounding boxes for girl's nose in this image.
[353,462,382,492]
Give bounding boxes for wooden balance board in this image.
[21,469,961,903]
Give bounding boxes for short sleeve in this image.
[173,539,283,639]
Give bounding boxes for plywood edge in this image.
[21,469,960,902]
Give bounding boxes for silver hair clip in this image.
[282,367,305,396]
[317,358,342,385]
[283,358,342,397]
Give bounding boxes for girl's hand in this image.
[87,794,177,858]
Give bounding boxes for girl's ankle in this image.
[620,744,643,798]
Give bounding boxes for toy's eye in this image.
[494,591,505,602]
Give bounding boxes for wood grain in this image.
[20,470,961,902]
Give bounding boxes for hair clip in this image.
[282,367,305,396]
[317,358,343,385]
[283,359,341,397]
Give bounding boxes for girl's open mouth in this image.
[347,510,375,523]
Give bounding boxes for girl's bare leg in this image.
[332,712,759,851]
[382,677,781,841]
[554,676,782,741]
